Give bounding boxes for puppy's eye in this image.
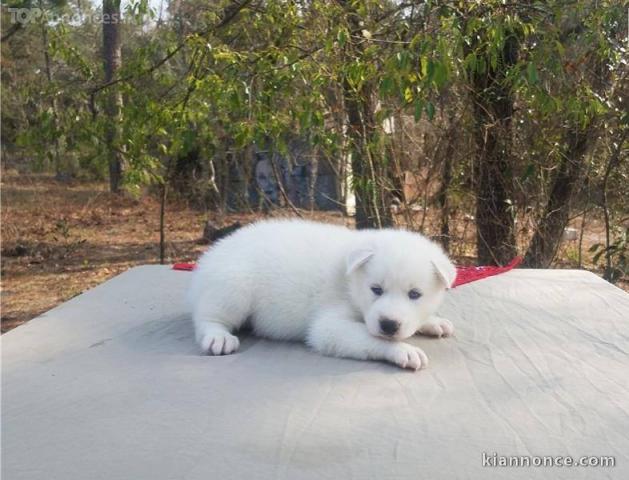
[408,289,422,300]
[371,285,384,296]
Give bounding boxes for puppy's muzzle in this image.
[379,318,400,336]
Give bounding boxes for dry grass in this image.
[1,173,208,332]
[0,172,349,332]
[1,171,625,333]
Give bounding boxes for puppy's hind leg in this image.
[193,293,247,356]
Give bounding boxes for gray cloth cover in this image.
[2,266,629,479]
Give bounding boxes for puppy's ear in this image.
[431,254,457,288]
[346,248,374,275]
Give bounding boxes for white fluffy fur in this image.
[188,219,456,370]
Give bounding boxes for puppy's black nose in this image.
[379,318,400,336]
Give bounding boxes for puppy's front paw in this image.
[418,317,454,338]
[200,332,240,356]
[385,343,428,371]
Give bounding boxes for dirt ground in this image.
[0,172,352,332]
[1,172,625,333]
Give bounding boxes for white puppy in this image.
[188,219,456,370]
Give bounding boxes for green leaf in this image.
[526,63,539,84]
[380,76,394,96]
[413,99,424,121]
[521,164,535,181]
[404,87,413,104]
[433,62,448,88]
[337,29,347,48]
[425,101,435,120]
[464,53,477,73]
[420,56,429,78]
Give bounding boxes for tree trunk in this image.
[436,110,459,252]
[524,46,612,268]
[599,131,628,281]
[437,144,453,252]
[523,127,592,267]
[38,5,70,178]
[159,183,167,264]
[470,34,518,265]
[103,0,123,193]
[340,1,393,229]
[343,83,393,229]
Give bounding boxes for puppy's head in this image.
[346,230,456,340]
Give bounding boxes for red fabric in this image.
[172,263,196,271]
[451,256,523,288]
[173,257,523,288]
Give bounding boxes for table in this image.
[2,266,628,479]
